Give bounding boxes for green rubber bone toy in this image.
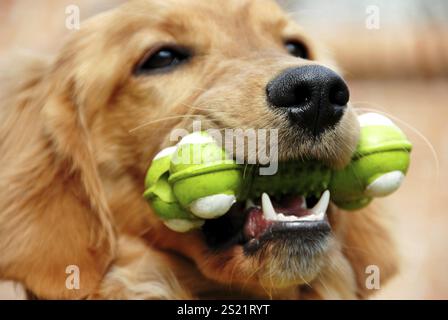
[144,112,412,232]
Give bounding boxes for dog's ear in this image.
[340,208,398,298]
[0,49,116,299]
[41,78,116,248]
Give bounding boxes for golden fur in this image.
[0,0,397,299]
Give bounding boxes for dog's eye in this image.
[136,47,190,74]
[285,40,309,59]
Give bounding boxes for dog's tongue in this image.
[271,195,308,216]
[243,195,311,240]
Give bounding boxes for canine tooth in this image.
[314,210,326,220]
[261,193,277,220]
[311,190,330,216]
[300,196,307,209]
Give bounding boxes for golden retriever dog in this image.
[0,0,397,299]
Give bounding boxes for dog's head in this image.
[41,0,394,298]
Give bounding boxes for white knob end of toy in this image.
[358,113,397,128]
[153,146,177,160]
[189,194,236,219]
[365,171,405,197]
[164,219,204,232]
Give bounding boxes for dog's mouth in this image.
[202,190,331,253]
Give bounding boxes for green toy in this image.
[330,113,412,209]
[143,132,243,232]
[144,113,412,232]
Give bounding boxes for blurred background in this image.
[1,0,447,299]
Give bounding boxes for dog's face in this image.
[48,0,361,294]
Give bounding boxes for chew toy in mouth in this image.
[144,113,412,240]
[199,191,333,251]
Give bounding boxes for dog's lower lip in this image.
[202,192,331,251]
[243,191,330,241]
[243,220,331,253]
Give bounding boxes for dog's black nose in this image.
[266,65,349,136]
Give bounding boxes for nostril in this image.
[266,82,313,110]
[329,82,350,107]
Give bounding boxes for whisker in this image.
[227,260,240,292]
[128,114,204,134]
[315,273,332,297]
[178,102,224,113]
[241,257,264,292]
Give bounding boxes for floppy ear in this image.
[32,50,121,297]
[0,50,118,298]
[40,20,134,250]
[41,85,116,247]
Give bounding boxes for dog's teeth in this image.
[276,213,299,221]
[314,210,326,220]
[298,210,325,222]
[300,196,307,209]
[310,190,330,217]
[245,198,256,210]
[261,193,277,220]
[261,192,329,223]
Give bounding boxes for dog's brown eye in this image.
[285,40,309,59]
[136,47,190,74]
